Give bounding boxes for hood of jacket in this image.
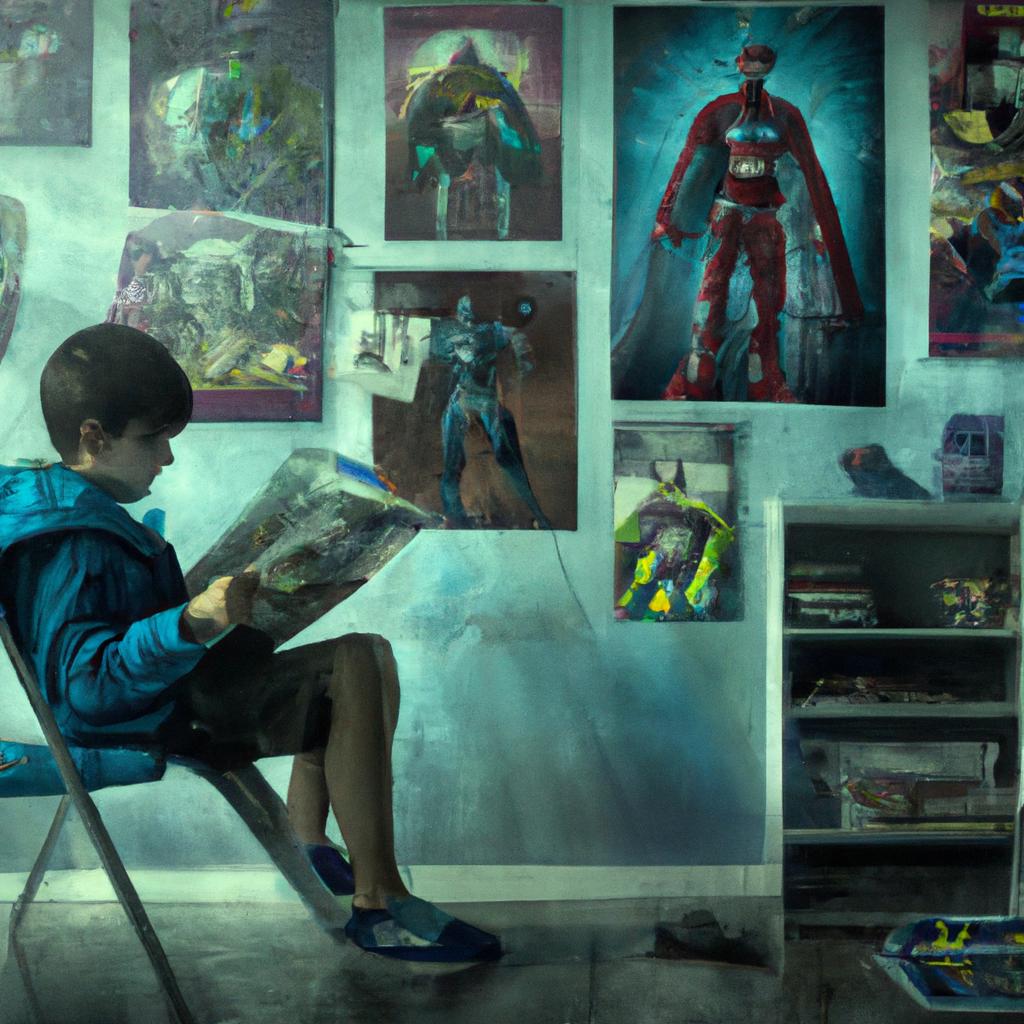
[0,463,165,560]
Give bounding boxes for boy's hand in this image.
[181,569,260,644]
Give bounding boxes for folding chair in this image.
[0,608,349,1024]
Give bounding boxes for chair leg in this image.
[71,785,198,1024]
[191,763,349,934]
[9,794,72,1024]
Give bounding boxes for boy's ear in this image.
[78,419,109,460]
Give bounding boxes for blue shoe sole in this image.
[345,906,502,963]
[306,843,355,896]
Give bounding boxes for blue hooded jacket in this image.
[0,463,206,749]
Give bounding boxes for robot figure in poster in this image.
[430,294,551,528]
[401,39,543,240]
[633,44,863,402]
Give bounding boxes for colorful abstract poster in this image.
[930,3,1024,356]
[614,424,740,622]
[106,212,327,422]
[384,5,563,241]
[612,7,885,405]
[0,196,27,362]
[0,1,93,145]
[129,0,332,224]
[370,272,576,530]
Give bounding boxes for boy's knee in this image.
[328,633,399,698]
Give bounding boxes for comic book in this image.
[186,449,440,644]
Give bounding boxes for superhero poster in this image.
[612,7,886,405]
[370,272,577,530]
[383,5,563,241]
[929,3,1024,356]
[614,424,740,622]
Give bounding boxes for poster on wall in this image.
[0,196,27,363]
[614,424,740,622]
[929,3,1024,356]
[0,0,93,146]
[106,211,327,422]
[129,0,332,224]
[612,6,886,405]
[370,271,576,530]
[384,4,563,241]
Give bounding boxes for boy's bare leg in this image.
[292,633,408,909]
[286,750,331,846]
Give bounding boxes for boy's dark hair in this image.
[40,324,193,460]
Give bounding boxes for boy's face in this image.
[85,417,183,503]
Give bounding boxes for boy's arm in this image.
[10,531,207,727]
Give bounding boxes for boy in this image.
[0,323,500,963]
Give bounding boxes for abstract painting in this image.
[370,271,576,529]
[614,424,740,622]
[0,196,27,362]
[612,6,885,405]
[384,4,563,241]
[129,0,332,224]
[929,3,1024,356]
[107,212,327,421]
[0,0,92,145]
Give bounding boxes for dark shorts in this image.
[165,625,337,769]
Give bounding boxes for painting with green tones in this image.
[129,0,332,224]
[106,211,327,421]
[614,424,741,622]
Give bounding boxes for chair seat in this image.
[0,738,164,797]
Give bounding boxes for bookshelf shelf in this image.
[788,702,1016,720]
[785,627,1016,641]
[782,622,1015,638]
[784,828,1014,847]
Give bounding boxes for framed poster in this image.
[130,0,332,224]
[107,212,327,422]
[0,0,92,146]
[612,6,885,405]
[369,271,576,530]
[614,423,740,622]
[930,2,1024,356]
[384,4,563,241]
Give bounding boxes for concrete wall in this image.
[0,0,1020,881]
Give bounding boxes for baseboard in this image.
[0,863,780,905]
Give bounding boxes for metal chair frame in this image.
[0,616,348,1024]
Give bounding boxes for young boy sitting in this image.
[0,323,500,963]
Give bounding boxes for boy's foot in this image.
[306,843,355,896]
[345,894,502,963]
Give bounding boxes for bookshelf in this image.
[766,500,1023,936]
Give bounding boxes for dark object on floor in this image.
[840,445,931,500]
[652,910,765,968]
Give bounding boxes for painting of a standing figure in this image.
[612,6,885,405]
[371,272,576,530]
[384,5,563,241]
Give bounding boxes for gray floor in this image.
[0,901,1010,1024]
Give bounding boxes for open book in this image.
[185,449,441,644]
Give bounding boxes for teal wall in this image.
[1,0,1022,873]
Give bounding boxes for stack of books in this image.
[786,561,877,628]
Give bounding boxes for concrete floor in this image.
[0,900,1011,1024]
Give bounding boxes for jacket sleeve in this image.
[12,531,206,727]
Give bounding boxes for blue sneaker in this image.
[306,843,355,896]
[345,894,502,963]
